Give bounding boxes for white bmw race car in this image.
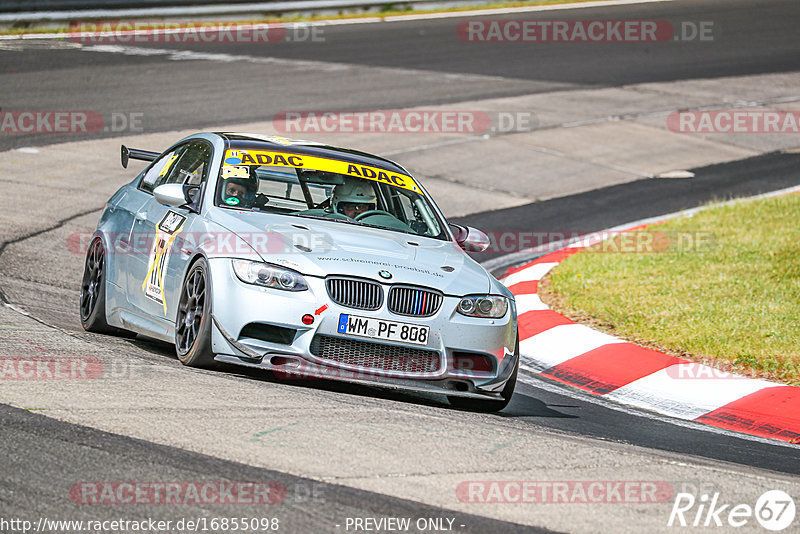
[80,133,518,411]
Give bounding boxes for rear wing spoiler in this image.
[121,145,159,168]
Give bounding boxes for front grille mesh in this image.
[326,277,382,311]
[310,335,440,374]
[388,286,443,317]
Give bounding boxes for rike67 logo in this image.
[668,490,796,531]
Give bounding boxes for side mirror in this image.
[450,224,491,253]
[153,183,189,207]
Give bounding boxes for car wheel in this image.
[80,238,134,336]
[175,257,217,368]
[448,335,519,413]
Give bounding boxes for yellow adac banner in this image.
[223,149,422,195]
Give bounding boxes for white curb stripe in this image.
[499,184,800,441]
[516,370,798,448]
[514,293,548,314]
[502,262,559,287]
[605,364,776,420]
[519,324,624,371]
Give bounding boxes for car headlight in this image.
[232,260,308,291]
[457,295,508,318]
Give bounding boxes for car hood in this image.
[208,209,491,295]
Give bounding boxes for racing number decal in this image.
[223,149,423,195]
[142,210,186,314]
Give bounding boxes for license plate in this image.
[337,314,430,346]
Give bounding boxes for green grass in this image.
[1,0,608,35]
[542,193,800,385]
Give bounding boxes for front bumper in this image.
[207,258,518,398]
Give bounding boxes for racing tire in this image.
[79,238,135,337]
[175,257,217,368]
[448,335,519,413]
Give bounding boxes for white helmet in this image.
[331,178,377,215]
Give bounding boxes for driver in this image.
[221,166,258,208]
[331,178,377,218]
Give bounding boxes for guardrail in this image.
[2,1,236,12]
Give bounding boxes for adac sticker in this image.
[222,149,422,195]
[142,210,186,315]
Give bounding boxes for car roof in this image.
[217,132,411,177]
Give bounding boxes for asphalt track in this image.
[0,404,549,534]
[2,0,800,150]
[3,0,800,531]
[457,151,800,263]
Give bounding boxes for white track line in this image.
[516,369,799,449]
[498,184,800,269]
[383,0,675,21]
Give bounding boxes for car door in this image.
[126,141,213,328]
[100,186,149,296]
[119,144,183,304]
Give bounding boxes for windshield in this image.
[215,148,446,239]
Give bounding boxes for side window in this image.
[139,147,182,193]
[139,142,212,194]
[393,188,442,237]
[164,142,212,187]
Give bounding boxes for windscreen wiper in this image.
[288,213,366,226]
